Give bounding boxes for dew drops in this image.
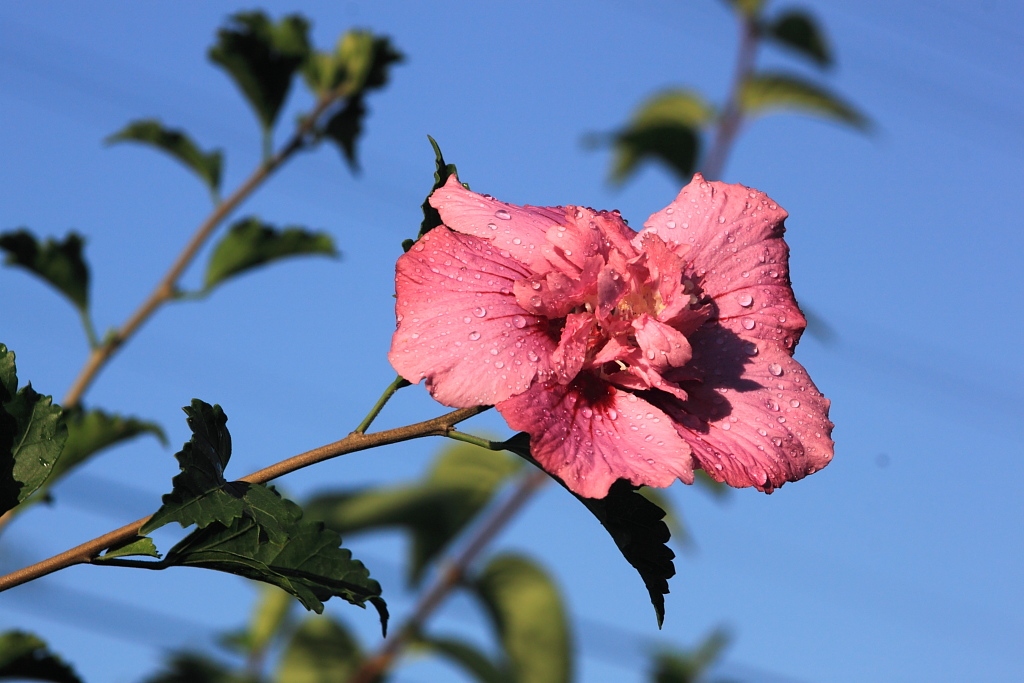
[742,318,755,330]
[644,434,654,442]
[531,281,542,290]
[768,363,783,376]
[777,416,786,424]
[564,249,573,256]
[469,331,481,341]
[718,216,726,223]
[462,316,472,324]
[512,237,522,245]
[771,436,783,447]
[512,315,527,329]
[487,222,498,230]
[789,399,800,408]
[495,361,504,369]
[666,221,676,229]
[721,422,731,431]
[530,296,543,307]
[473,306,488,318]
[737,293,753,307]
[495,209,511,220]
[527,350,539,362]
[489,348,499,355]
[607,409,618,420]
[646,349,656,360]
[581,407,593,418]
[757,428,768,437]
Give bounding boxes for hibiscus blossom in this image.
[389,173,833,499]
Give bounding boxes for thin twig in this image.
[354,375,411,434]
[0,405,489,593]
[350,468,549,683]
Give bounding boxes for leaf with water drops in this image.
[106,119,224,197]
[202,217,337,293]
[0,344,67,517]
[740,72,869,130]
[0,229,89,311]
[0,631,82,683]
[763,10,832,68]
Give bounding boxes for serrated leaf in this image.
[142,652,249,683]
[203,217,337,292]
[209,11,311,132]
[0,344,67,516]
[0,229,89,311]
[141,400,240,534]
[608,90,713,185]
[503,433,675,626]
[415,136,468,245]
[651,628,731,683]
[106,119,224,195]
[95,536,161,561]
[413,634,509,683]
[0,631,82,683]
[305,441,520,585]
[163,485,387,629]
[322,96,366,172]
[740,72,869,129]
[765,10,832,68]
[472,554,572,683]
[304,31,404,98]
[277,616,363,683]
[636,487,692,550]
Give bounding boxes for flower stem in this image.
[443,430,504,451]
[354,375,411,434]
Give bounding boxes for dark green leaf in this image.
[413,634,509,683]
[203,217,337,292]
[322,96,366,172]
[95,536,161,561]
[208,11,311,132]
[764,10,832,67]
[415,136,468,245]
[53,407,166,483]
[228,586,294,657]
[163,484,387,629]
[606,90,713,185]
[304,31,404,98]
[277,616,363,683]
[0,344,67,516]
[0,631,82,683]
[471,554,572,683]
[305,441,520,585]
[503,433,675,627]
[106,119,224,196]
[141,400,240,534]
[636,487,692,550]
[740,72,870,130]
[651,628,731,683]
[0,229,89,311]
[142,652,251,683]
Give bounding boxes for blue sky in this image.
[1,1,1022,682]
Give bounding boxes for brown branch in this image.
[0,405,489,593]
[350,468,549,683]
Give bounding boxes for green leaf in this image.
[305,441,521,585]
[163,484,388,629]
[95,536,161,561]
[636,487,692,550]
[52,407,166,484]
[651,628,731,683]
[277,616,363,683]
[0,631,82,683]
[106,119,224,196]
[414,136,468,246]
[142,652,250,683]
[0,229,89,311]
[208,11,311,132]
[322,96,366,172]
[740,72,870,130]
[0,344,67,516]
[244,586,294,656]
[203,217,337,292]
[606,89,714,185]
[723,0,764,19]
[413,634,509,683]
[471,554,572,683]
[503,433,675,627]
[764,10,832,68]
[141,400,240,534]
[304,31,404,98]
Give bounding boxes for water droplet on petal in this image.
[531,281,542,290]
[581,407,593,418]
[512,315,527,329]
[789,399,800,408]
[666,221,676,229]
[463,316,472,323]
[771,436,783,446]
[757,428,768,436]
[742,318,755,330]
[469,331,481,341]
[607,409,618,420]
[512,237,522,245]
[737,293,753,307]
[527,350,539,362]
[495,209,511,220]
[721,422,731,431]
[495,361,504,369]
[473,306,487,318]
[487,222,498,230]
[718,216,726,223]
[768,363,783,376]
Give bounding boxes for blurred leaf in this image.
[693,470,729,499]
[322,97,366,171]
[304,31,404,98]
[503,433,675,627]
[53,407,166,483]
[0,630,82,683]
[209,11,311,132]
[413,136,468,247]
[651,628,731,683]
[94,536,161,561]
[0,229,89,311]
[413,634,509,683]
[203,217,337,292]
[723,0,764,19]
[142,652,252,683]
[306,441,521,585]
[0,344,67,516]
[764,10,832,67]
[246,586,295,656]
[106,119,224,195]
[472,554,572,683]
[740,72,869,129]
[277,616,363,683]
[606,90,714,184]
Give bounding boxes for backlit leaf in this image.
[0,631,82,683]
[651,628,731,683]
[0,344,67,516]
[413,634,509,683]
[472,554,572,683]
[0,229,89,311]
[277,616,363,683]
[106,119,224,196]
[203,217,337,292]
[740,72,869,129]
[305,441,520,585]
[723,0,765,19]
[764,10,832,68]
[142,652,248,683]
[209,11,311,131]
[54,407,166,483]
[322,97,366,171]
[304,31,404,98]
[95,536,161,561]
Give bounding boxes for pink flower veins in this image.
[389,174,833,499]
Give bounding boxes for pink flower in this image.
[389,173,833,499]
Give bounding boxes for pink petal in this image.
[551,312,595,384]
[389,228,556,407]
[661,323,833,491]
[429,176,564,275]
[632,314,692,369]
[498,376,696,499]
